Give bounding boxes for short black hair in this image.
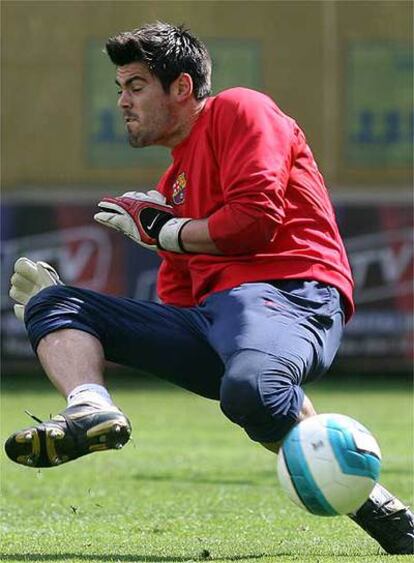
[106,22,212,101]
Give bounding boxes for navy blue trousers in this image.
[25,280,345,443]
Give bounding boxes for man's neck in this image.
[166,98,207,149]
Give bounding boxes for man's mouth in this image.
[124,114,139,124]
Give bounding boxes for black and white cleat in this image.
[5,402,131,468]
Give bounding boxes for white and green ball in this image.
[277,413,382,516]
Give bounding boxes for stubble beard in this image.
[127,123,153,148]
[127,132,147,148]
[127,105,175,149]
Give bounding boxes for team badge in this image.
[172,172,187,205]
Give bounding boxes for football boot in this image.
[350,484,414,554]
[5,402,131,468]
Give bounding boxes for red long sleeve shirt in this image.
[157,88,354,320]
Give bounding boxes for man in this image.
[6,22,413,554]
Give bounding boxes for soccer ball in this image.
[277,413,381,516]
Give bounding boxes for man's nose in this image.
[118,90,132,109]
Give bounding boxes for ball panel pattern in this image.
[277,414,382,516]
[277,446,308,511]
[280,425,338,516]
[326,416,381,481]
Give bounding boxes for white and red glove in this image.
[94,190,191,252]
[9,257,63,321]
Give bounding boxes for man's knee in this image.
[25,285,81,323]
[25,285,99,352]
[26,284,73,311]
[219,350,304,443]
[220,350,262,424]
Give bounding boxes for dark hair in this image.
[106,22,212,101]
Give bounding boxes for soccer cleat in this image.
[4,402,131,468]
[349,484,414,554]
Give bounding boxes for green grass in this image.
[1,371,413,562]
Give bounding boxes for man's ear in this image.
[171,73,193,101]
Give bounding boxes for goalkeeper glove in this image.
[94,190,191,252]
[9,257,63,321]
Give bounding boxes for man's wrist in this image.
[157,218,192,253]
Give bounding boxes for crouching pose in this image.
[6,22,413,555]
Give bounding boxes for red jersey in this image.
[156,88,354,320]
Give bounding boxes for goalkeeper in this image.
[6,22,413,555]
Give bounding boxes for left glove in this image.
[94,190,191,253]
[9,257,63,321]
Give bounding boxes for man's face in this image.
[116,62,176,148]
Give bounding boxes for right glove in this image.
[94,190,191,253]
[9,257,63,321]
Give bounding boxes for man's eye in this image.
[117,90,122,95]
[132,88,142,93]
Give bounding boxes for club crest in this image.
[172,172,187,205]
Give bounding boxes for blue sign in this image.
[346,42,413,167]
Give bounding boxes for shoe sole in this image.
[6,417,130,468]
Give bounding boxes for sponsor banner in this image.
[337,202,413,360]
[1,202,160,360]
[1,200,412,366]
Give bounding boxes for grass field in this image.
[1,371,413,563]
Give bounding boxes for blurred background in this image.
[1,0,413,372]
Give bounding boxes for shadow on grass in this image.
[0,553,272,562]
[0,552,389,561]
